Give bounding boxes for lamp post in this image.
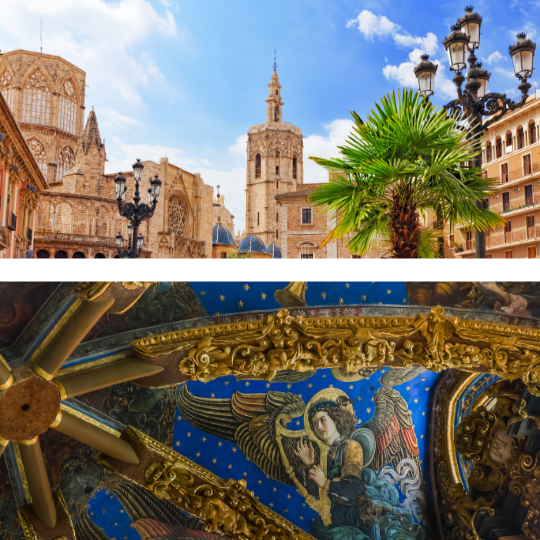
[114,159,162,259]
[413,6,536,258]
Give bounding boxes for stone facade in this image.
[0,88,48,259]
[0,50,213,259]
[245,69,303,246]
[453,92,540,259]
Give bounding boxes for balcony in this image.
[490,193,540,216]
[34,231,117,247]
[486,224,540,249]
[0,226,8,250]
[6,212,16,232]
[499,161,540,185]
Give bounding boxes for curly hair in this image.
[309,403,355,438]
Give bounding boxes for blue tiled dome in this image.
[266,242,282,258]
[212,223,236,246]
[237,234,268,255]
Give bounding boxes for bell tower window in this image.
[293,156,297,179]
[274,106,279,122]
[255,153,261,178]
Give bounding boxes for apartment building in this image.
[454,91,540,258]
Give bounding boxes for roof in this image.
[266,242,282,258]
[275,183,324,199]
[212,222,236,246]
[237,233,268,255]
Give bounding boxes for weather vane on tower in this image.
[274,48,277,71]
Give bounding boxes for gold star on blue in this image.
[244,284,250,291]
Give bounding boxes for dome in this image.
[237,234,268,255]
[212,222,236,246]
[266,242,282,258]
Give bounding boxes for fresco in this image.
[4,281,539,540]
[0,282,58,348]
[407,282,540,318]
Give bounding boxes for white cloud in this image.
[347,10,438,55]
[0,0,176,106]
[494,66,517,79]
[100,108,141,129]
[346,11,398,38]
[485,51,504,64]
[348,10,457,99]
[229,134,248,155]
[303,119,355,183]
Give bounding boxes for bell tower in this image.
[245,63,303,246]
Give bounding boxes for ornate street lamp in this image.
[114,159,161,259]
[115,230,145,259]
[413,6,536,258]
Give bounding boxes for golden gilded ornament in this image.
[133,307,540,393]
[72,282,112,301]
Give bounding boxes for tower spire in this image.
[273,48,277,71]
[266,63,283,124]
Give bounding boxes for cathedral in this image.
[0,50,214,258]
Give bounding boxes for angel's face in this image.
[312,411,339,445]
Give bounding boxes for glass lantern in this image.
[509,33,536,79]
[114,173,126,200]
[458,7,482,50]
[443,26,470,72]
[414,54,438,97]
[132,159,144,182]
[150,175,162,199]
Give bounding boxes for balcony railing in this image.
[486,224,540,248]
[34,231,117,246]
[7,213,16,232]
[491,193,540,215]
[499,161,540,184]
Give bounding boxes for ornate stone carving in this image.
[132,307,540,393]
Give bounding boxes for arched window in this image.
[0,70,15,110]
[72,251,85,258]
[58,80,78,135]
[22,69,51,125]
[168,195,188,236]
[276,212,279,222]
[485,142,492,162]
[54,250,68,259]
[36,250,50,259]
[274,105,279,122]
[529,120,537,144]
[517,126,524,149]
[506,131,513,152]
[27,138,47,179]
[495,136,502,158]
[220,253,227,259]
[276,230,279,239]
[57,146,75,182]
[36,200,50,231]
[293,156,297,179]
[275,90,278,95]
[255,153,261,178]
[275,150,280,175]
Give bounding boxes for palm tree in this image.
[308,89,504,258]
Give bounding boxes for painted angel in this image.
[178,386,425,540]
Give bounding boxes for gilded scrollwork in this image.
[509,453,540,540]
[72,282,112,301]
[132,307,540,394]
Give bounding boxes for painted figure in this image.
[178,386,427,540]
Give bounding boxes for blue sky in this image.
[0,0,538,233]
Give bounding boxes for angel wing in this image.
[178,385,308,486]
[362,387,420,473]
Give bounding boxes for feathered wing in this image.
[177,385,306,485]
[362,388,420,473]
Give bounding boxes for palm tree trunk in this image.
[389,187,422,258]
[437,209,445,258]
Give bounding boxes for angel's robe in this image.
[310,434,425,540]
[324,437,366,503]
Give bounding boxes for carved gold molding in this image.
[72,282,112,301]
[133,307,540,394]
[100,427,314,540]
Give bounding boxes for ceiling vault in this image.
[0,282,539,539]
